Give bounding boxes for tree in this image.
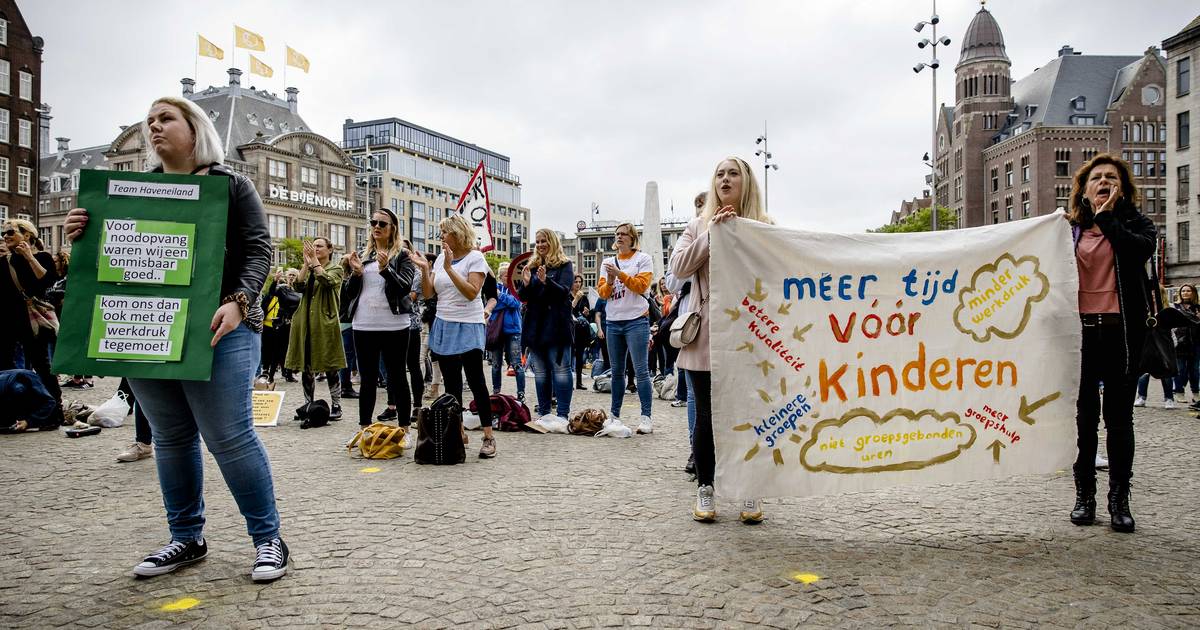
[870,206,957,233]
[276,238,305,270]
[484,251,510,275]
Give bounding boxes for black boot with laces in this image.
[1069,476,1096,525]
[1108,482,1136,533]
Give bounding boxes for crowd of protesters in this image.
[0,93,1175,589]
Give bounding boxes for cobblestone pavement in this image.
[1,372,1198,629]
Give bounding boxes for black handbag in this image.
[414,394,467,465]
[1139,264,1177,379]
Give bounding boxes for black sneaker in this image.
[684,453,696,475]
[133,539,208,577]
[251,538,289,582]
[377,408,398,421]
[329,404,342,420]
[341,389,359,399]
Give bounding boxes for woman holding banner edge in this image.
[671,156,772,524]
[1068,153,1155,533]
[64,96,288,580]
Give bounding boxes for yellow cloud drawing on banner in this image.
[953,253,1049,342]
[799,408,976,474]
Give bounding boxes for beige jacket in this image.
[669,218,712,372]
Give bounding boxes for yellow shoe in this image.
[693,485,716,522]
[739,499,764,524]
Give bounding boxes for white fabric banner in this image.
[709,212,1081,498]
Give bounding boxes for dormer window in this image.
[247,113,259,126]
[208,110,220,121]
[279,122,290,132]
[1071,96,1086,111]
[1024,104,1038,118]
[264,117,274,130]
[81,154,91,165]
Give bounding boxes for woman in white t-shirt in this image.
[343,209,417,428]
[596,222,656,435]
[421,214,497,458]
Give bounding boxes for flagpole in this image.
[231,25,236,76]
[194,32,199,84]
[282,43,287,91]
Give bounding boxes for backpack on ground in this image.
[295,400,330,429]
[415,394,467,465]
[593,370,612,393]
[469,393,531,432]
[654,373,678,400]
[347,422,408,459]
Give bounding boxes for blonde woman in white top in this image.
[596,222,656,435]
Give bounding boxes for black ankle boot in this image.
[1070,476,1096,525]
[1108,482,1136,533]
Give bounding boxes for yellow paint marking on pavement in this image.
[792,573,821,584]
[161,598,201,611]
[360,467,382,473]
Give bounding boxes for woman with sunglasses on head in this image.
[422,214,498,457]
[343,209,417,428]
[63,96,287,580]
[597,222,656,435]
[0,218,62,431]
[671,156,773,524]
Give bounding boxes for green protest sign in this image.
[52,170,229,381]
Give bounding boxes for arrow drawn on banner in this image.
[736,342,755,353]
[748,278,767,302]
[778,303,791,315]
[757,360,774,376]
[725,308,741,320]
[1019,391,1061,425]
[793,324,812,342]
[732,423,753,431]
[780,378,787,396]
[744,444,760,461]
[773,449,784,466]
[988,440,1006,463]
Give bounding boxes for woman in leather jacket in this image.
[1067,153,1155,534]
[64,96,288,581]
[341,208,416,427]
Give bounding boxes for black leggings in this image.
[407,328,423,409]
[689,370,715,486]
[573,341,588,386]
[117,378,152,444]
[1075,323,1135,485]
[354,329,410,426]
[434,349,494,428]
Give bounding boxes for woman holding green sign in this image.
[64,96,288,582]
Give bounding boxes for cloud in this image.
[800,408,975,474]
[953,253,1049,343]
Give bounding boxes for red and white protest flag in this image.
[454,161,494,253]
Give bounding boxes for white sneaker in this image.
[636,415,653,435]
[739,499,764,524]
[1133,396,1146,407]
[693,485,716,522]
[1164,399,1177,409]
[1095,454,1109,470]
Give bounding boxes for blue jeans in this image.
[686,369,696,443]
[1175,354,1200,396]
[527,344,573,417]
[339,327,357,391]
[1136,372,1173,400]
[606,317,652,418]
[129,324,280,546]
[489,332,525,396]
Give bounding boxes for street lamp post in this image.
[754,121,779,214]
[914,2,951,230]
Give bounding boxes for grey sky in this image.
[23,0,1199,235]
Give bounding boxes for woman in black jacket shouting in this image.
[1068,153,1155,534]
[342,208,416,427]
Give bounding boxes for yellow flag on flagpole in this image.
[198,35,224,60]
[286,46,310,73]
[234,25,266,51]
[249,54,273,78]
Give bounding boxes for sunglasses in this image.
[1,229,17,237]
[368,220,391,228]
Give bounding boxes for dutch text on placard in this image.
[97,219,195,285]
[87,295,189,362]
[708,212,1080,499]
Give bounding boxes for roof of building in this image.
[958,6,1009,67]
[995,52,1150,141]
[892,196,932,225]
[39,143,109,179]
[188,82,311,162]
[1164,14,1200,49]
